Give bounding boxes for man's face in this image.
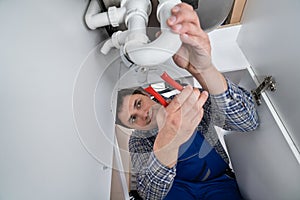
[118,94,161,130]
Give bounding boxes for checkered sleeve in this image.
[208,79,259,132]
[129,135,176,200]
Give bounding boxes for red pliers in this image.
[144,71,183,107]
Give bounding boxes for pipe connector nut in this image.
[108,6,119,27]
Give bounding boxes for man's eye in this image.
[130,116,136,124]
[137,100,141,109]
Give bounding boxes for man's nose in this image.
[138,110,148,120]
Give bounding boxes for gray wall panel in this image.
[225,70,300,200]
[237,0,300,152]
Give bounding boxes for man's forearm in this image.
[190,66,228,95]
[153,129,180,168]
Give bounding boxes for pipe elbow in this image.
[123,0,182,67]
[85,15,95,30]
[124,31,182,66]
[85,0,101,30]
[101,40,114,55]
[85,0,126,30]
[101,31,130,54]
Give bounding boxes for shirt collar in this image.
[132,128,158,138]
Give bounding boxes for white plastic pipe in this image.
[126,15,148,42]
[85,0,126,30]
[87,0,182,67]
[100,0,151,55]
[101,31,130,54]
[124,0,151,39]
[124,0,182,66]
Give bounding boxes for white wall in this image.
[0,0,114,199]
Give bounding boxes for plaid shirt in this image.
[129,79,259,200]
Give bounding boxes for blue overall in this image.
[164,130,243,200]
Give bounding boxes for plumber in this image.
[116,3,259,200]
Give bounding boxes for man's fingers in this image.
[190,91,209,124]
[167,3,200,28]
[166,85,193,112]
[180,88,201,115]
[198,90,209,108]
[170,4,198,25]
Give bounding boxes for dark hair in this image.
[115,87,147,128]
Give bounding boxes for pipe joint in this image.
[111,31,123,49]
[125,0,151,16]
[101,30,130,54]
[85,0,127,30]
[124,0,151,27]
[108,6,120,27]
[125,9,149,27]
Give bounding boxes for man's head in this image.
[116,87,161,131]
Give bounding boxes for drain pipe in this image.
[101,30,130,54]
[86,0,182,67]
[100,0,152,55]
[124,0,182,66]
[85,0,126,30]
